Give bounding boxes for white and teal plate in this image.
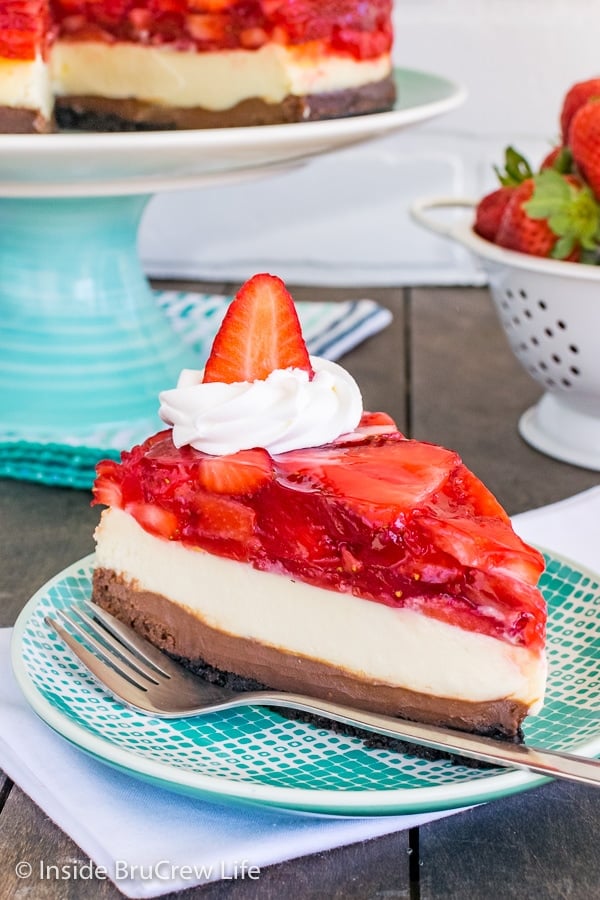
[11,551,600,816]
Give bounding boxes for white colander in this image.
[411,196,600,471]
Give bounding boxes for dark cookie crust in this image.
[54,75,397,131]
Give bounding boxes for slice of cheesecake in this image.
[92,274,546,738]
[0,0,53,132]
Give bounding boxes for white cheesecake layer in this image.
[0,56,52,116]
[95,507,546,710]
[50,41,392,109]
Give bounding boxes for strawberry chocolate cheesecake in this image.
[92,274,547,739]
[1,0,395,132]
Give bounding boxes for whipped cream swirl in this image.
[159,357,363,456]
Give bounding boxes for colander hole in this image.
[552,354,561,364]
[569,344,580,354]
[570,366,581,376]
[519,289,528,299]
[538,300,547,310]
[546,378,556,387]
[531,337,539,346]
[519,342,528,351]
[524,310,532,319]
[501,300,509,310]
[506,289,514,299]
[513,316,520,325]
[562,378,572,388]
[557,320,567,330]
[545,327,554,337]
[539,361,548,371]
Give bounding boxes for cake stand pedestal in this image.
[0,68,465,484]
[0,194,176,433]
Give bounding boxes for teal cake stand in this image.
[0,68,466,487]
[0,193,189,434]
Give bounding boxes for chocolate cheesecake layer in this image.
[93,567,528,738]
[54,76,397,131]
[0,106,51,133]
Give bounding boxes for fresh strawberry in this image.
[540,145,572,173]
[569,100,600,200]
[202,273,313,384]
[560,77,600,143]
[496,171,600,260]
[198,448,273,495]
[474,187,514,242]
[474,146,533,242]
[495,180,557,256]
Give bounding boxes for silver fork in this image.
[45,600,600,788]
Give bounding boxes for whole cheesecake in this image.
[91,274,547,739]
[1,0,395,132]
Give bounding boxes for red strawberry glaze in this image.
[0,1,51,60]
[93,419,546,651]
[50,0,393,60]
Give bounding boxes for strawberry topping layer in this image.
[93,420,546,651]
[48,0,393,60]
[0,0,50,60]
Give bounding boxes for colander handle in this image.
[410,196,477,239]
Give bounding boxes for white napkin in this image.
[2,486,599,898]
[0,629,457,898]
[511,486,600,571]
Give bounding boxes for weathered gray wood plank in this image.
[410,287,599,514]
[0,480,97,628]
[0,786,119,899]
[419,780,600,900]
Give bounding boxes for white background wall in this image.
[140,1,600,286]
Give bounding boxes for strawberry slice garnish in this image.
[202,273,313,384]
[198,448,273,495]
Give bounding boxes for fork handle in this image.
[237,692,600,788]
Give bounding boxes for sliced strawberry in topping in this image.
[202,273,313,384]
[418,514,545,587]
[278,440,458,525]
[359,411,398,429]
[198,448,273,495]
[194,494,256,542]
[126,502,179,539]
[92,459,123,508]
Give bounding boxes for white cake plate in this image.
[0,68,465,485]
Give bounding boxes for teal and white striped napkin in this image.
[0,290,392,490]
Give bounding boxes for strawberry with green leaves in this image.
[495,169,600,260]
[474,146,533,242]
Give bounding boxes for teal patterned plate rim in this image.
[10,550,600,817]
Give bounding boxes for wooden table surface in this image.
[1,283,599,900]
